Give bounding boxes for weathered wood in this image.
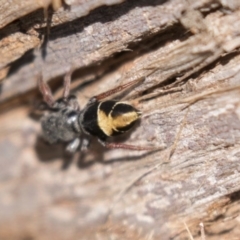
[1,1,240,240]
[0,0,220,103]
[0,0,125,78]
[0,0,126,29]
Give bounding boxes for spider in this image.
[38,71,156,153]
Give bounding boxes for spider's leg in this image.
[91,78,144,102]
[38,75,55,107]
[81,138,91,152]
[66,138,81,153]
[63,69,73,99]
[99,140,164,151]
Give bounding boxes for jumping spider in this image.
[38,72,156,153]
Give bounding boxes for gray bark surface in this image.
[1,0,240,239]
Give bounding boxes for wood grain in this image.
[1,0,240,240]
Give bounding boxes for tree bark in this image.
[1,0,240,239]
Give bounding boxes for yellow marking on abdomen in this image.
[112,111,139,130]
[98,102,141,136]
[97,104,113,136]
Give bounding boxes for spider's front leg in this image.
[38,75,55,107]
[38,69,73,107]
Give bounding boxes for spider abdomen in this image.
[80,100,141,141]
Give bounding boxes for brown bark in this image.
[1,0,240,240]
